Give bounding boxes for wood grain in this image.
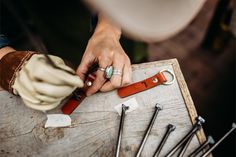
[0,59,210,157]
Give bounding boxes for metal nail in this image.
[136,104,162,157]
[86,81,93,87]
[115,104,129,157]
[153,124,176,157]
[165,116,205,157]
[188,135,215,157]
[200,123,236,157]
[178,133,194,157]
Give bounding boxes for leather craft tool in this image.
[117,69,175,98]
[115,104,129,157]
[188,135,215,157]
[153,124,176,157]
[200,123,236,157]
[165,116,205,157]
[136,104,162,157]
[178,133,194,157]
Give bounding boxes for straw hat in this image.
[85,0,206,42]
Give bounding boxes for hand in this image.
[12,54,84,111]
[77,15,132,96]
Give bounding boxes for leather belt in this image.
[61,74,95,115]
[118,69,175,98]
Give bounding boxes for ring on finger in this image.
[105,66,113,79]
[113,69,122,75]
[98,66,113,79]
[98,67,106,71]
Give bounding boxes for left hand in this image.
[76,14,132,96]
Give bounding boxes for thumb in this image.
[76,52,95,81]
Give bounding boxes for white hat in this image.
[85,0,206,42]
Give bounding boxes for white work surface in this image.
[0,59,209,157]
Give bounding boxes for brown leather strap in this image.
[0,51,36,93]
[117,72,167,98]
[61,74,96,114]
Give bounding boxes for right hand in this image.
[12,54,84,111]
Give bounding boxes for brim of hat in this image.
[85,0,206,42]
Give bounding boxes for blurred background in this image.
[0,0,235,156]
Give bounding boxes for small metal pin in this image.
[153,124,176,157]
[188,135,215,157]
[200,123,236,157]
[115,104,129,157]
[165,116,205,157]
[136,104,162,157]
[86,81,93,87]
[178,133,194,157]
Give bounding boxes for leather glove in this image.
[0,51,83,111]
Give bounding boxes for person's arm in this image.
[0,35,15,59]
[0,36,83,111]
[77,14,132,96]
[0,46,16,59]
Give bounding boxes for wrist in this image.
[0,46,16,60]
[94,14,121,40]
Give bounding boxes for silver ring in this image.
[160,69,175,85]
[86,81,93,87]
[98,67,106,71]
[105,66,113,79]
[113,69,122,75]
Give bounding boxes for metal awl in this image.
[136,104,162,157]
[165,116,205,157]
[188,135,215,157]
[115,104,129,157]
[153,124,176,157]
[200,123,236,157]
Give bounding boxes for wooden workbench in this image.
[0,59,209,157]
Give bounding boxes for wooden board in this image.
[0,59,210,157]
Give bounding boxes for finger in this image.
[23,99,61,111]
[18,68,36,93]
[29,63,84,87]
[18,66,74,103]
[13,79,40,104]
[76,51,95,81]
[100,59,124,92]
[55,62,76,74]
[37,54,76,74]
[32,81,76,98]
[86,59,111,96]
[121,62,132,86]
[35,94,61,103]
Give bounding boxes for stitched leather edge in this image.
[0,51,36,93]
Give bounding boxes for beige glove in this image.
[12,54,84,111]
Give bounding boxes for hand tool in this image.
[178,133,194,157]
[200,123,236,157]
[115,104,129,157]
[165,116,205,157]
[136,104,162,157]
[188,135,215,157]
[153,124,176,157]
[118,69,175,98]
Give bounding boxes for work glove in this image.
[0,51,83,111]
